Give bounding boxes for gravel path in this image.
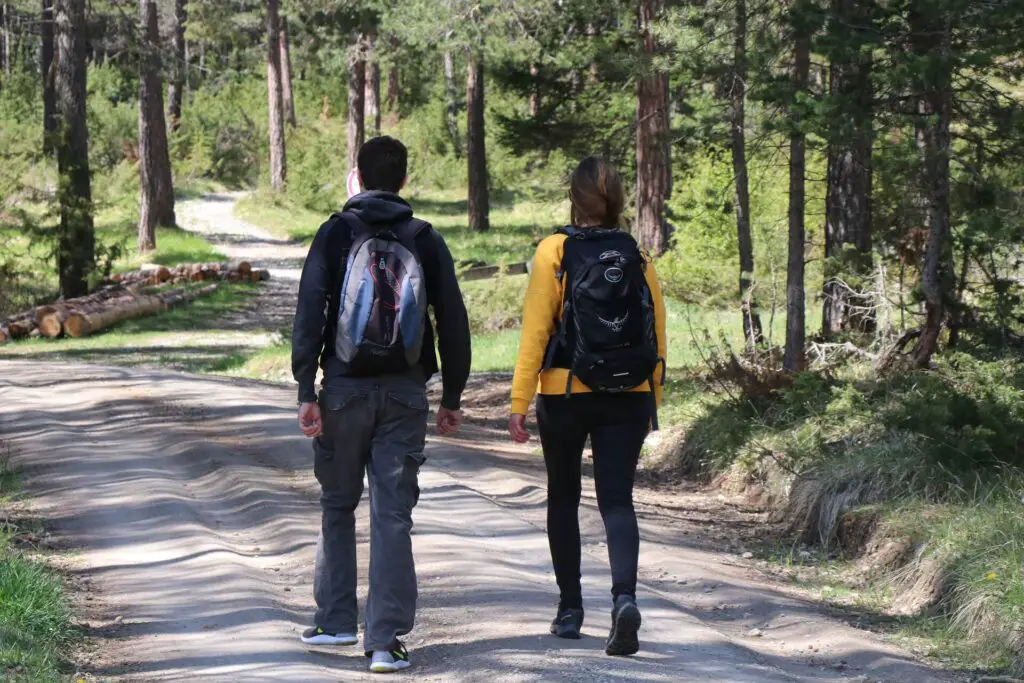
[0,361,958,683]
[177,192,308,333]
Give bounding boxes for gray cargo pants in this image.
[312,375,427,653]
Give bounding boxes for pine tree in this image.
[443,47,461,157]
[467,52,489,232]
[821,0,874,338]
[346,37,365,171]
[167,0,187,130]
[41,0,57,153]
[365,25,380,136]
[635,0,671,255]
[54,0,94,298]
[784,0,814,373]
[730,0,763,347]
[908,1,953,366]
[281,15,297,128]
[138,0,176,251]
[266,0,287,191]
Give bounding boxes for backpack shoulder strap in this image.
[392,217,430,258]
[403,217,431,237]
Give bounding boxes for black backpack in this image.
[543,227,665,427]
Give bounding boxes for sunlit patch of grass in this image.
[0,452,78,682]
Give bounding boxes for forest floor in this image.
[0,194,966,682]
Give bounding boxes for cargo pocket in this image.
[387,391,428,508]
[313,437,343,491]
[405,449,425,508]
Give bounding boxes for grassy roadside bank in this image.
[0,449,78,682]
[666,352,1024,676]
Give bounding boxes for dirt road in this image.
[0,360,955,682]
[177,192,307,333]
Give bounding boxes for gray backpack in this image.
[334,217,429,375]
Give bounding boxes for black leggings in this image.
[537,392,650,611]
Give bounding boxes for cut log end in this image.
[64,314,90,339]
[7,321,36,340]
[39,315,64,339]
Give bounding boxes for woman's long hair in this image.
[569,156,625,229]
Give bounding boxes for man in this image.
[292,136,471,674]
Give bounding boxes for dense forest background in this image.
[2,0,1024,675]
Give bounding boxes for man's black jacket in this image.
[291,191,471,410]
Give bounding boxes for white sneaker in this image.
[301,626,358,645]
[369,642,411,673]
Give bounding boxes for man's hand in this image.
[508,413,531,444]
[436,406,463,436]
[298,402,323,438]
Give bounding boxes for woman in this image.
[508,156,667,657]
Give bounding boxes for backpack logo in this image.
[598,311,629,332]
[546,229,659,398]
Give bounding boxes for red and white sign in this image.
[346,169,362,199]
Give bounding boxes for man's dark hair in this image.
[357,136,408,193]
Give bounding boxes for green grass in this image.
[880,492,1024,673]
[234,191,326,242]
[472,330,522,373]
[0,452,78,682]
[236,186,556,266]
[116,225,225,271]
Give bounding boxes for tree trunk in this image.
[529,62,539,117]
[635,0,671,255]
[443,48,462,158]
[822,0,874,339]
[910,6,953,367]
[54,0,94,299]
[167,0,186,129]
[138,0,175,252]
[586,23,599,84]
[783,9,811,373]
[466,54,489,233]
[730,0,762,348]
[42,0,57,153]
[386,63,398,112]
[346,39,365,172]
[280,15,296,128]
[265,0,286,190]
[1,2,9,81]
[364,26,380,136]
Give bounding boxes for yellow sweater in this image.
[510,233,667,416]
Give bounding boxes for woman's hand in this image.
[508,413,531,443]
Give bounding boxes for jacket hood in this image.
[343,191,413,226]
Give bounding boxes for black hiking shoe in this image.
[550,607,585,639]
[605,595,642,656]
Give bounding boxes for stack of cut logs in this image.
[111,261,270,287]
[0,261,269,344]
